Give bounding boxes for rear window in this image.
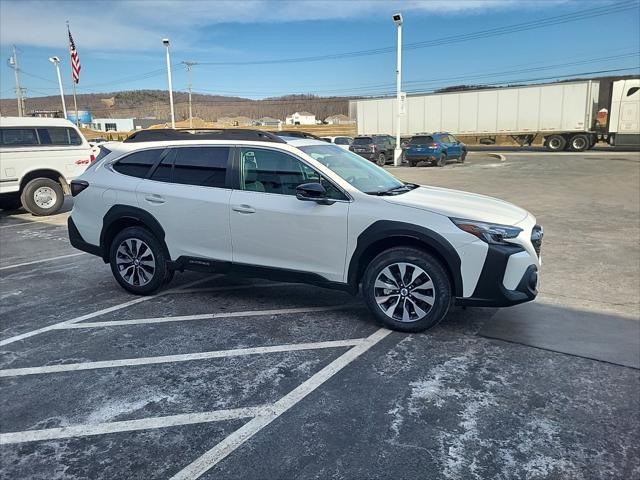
[113,149,164,178]
[335,137,351,145]
[171,147,229,188]
[0,128,38,146]
[353,137,372,145]
[410,136,434,145]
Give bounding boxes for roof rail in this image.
[123,128,286,143]
[270,130,322,140]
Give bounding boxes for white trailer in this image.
[351,79,640,151]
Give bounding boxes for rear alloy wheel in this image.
[437,153,447,167]
[376,153,386,166]
[409,160,417,167]
[569,134,589,152]
[20,178,64,216]
[109,226,167,295]
[362,247,451,332]
[545,135,566,152]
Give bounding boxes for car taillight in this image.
[70,180,89,197]
[90,154,95,162]
[371,144,377,151]
[430,143,438,148]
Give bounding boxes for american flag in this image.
[68,27,81,84]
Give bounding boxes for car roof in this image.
[0,116,79,128]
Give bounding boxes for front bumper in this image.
[456,243,538,307]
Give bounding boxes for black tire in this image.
[0,193,22,211]
[376,153,386,166]
[437,153,447,167]
[458,150,467,163]
[20,178,64,216]
[362,247,452,333]
[109,226,167,295]
[568,134,589,152]
[408,160,417,167]
[545,135,566,152]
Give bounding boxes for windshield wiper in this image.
[369,183,419,196]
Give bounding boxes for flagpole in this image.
[67,21,79,127]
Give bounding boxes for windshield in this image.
[353,137,372,145]
[410,136,433,145]
[299,144,406,194]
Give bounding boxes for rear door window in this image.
[0,128,38,146]
[113,149,164,178]
[37,127,83,145]
[172,147,230,188]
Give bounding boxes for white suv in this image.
[0,117,93,215]
[68,129,542,332]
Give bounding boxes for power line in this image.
[195,0,639,66]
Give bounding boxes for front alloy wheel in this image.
[374,263,435,323]
[362,247,452,332]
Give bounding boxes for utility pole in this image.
[182,61,198,129]
[10,45,23,117]
[162,38,176,128]
[392,13,404,166]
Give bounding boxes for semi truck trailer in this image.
[350,78,640,151]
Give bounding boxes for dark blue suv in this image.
[405,133,466,167]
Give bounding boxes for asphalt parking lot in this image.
[1,151,639,479]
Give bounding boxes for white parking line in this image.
[170,328,391,480]
[0,275,216,347]
[0,405,266,445]
[0,338,363,377]
[0,252,86,271]
[60,304,361,329]
[0,217,69,230]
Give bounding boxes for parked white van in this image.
[0,117,93,215]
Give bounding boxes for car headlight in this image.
[450,217,522,245]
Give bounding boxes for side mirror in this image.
[296,182,334,205]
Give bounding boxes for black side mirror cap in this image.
[296,182,334,205]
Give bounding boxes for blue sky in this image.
[0,0,639,101]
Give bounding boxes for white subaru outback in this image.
[68,129,542,332]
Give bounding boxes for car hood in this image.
[383,186,529,226]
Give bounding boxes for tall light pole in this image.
[182,61,198,129]
[49,56,67,119]
[9,45,23,117]
[162,38,176,128]
[392,13,403,166]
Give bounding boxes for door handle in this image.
[144,194,165,204]
[232,204,256,214]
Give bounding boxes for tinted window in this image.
[0,128,37,146]
[335,137,351,145]
[113,149,164,178]
[95,146,112,162]
[172,147,229,188]
[410,136,434,145]
[627,87,639,97]
[240,148,305,196]
[353,137,372,145]
[37,127,83,145]
[149,154,173,183]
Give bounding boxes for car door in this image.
[442,135,460,159]
[229,146,349,283]
[135,145,233,262]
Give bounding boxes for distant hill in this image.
[0,89,354,122]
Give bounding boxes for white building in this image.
[285,111,316,125]
[89,118,160,132]
[324,114,355,125]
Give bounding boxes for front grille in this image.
[531,225,543,257]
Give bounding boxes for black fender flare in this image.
[347,220,463,296]
[100,205,167,261]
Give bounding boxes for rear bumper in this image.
[456,243,538,307]
[68,216,102,258]
[351,151,375,160]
